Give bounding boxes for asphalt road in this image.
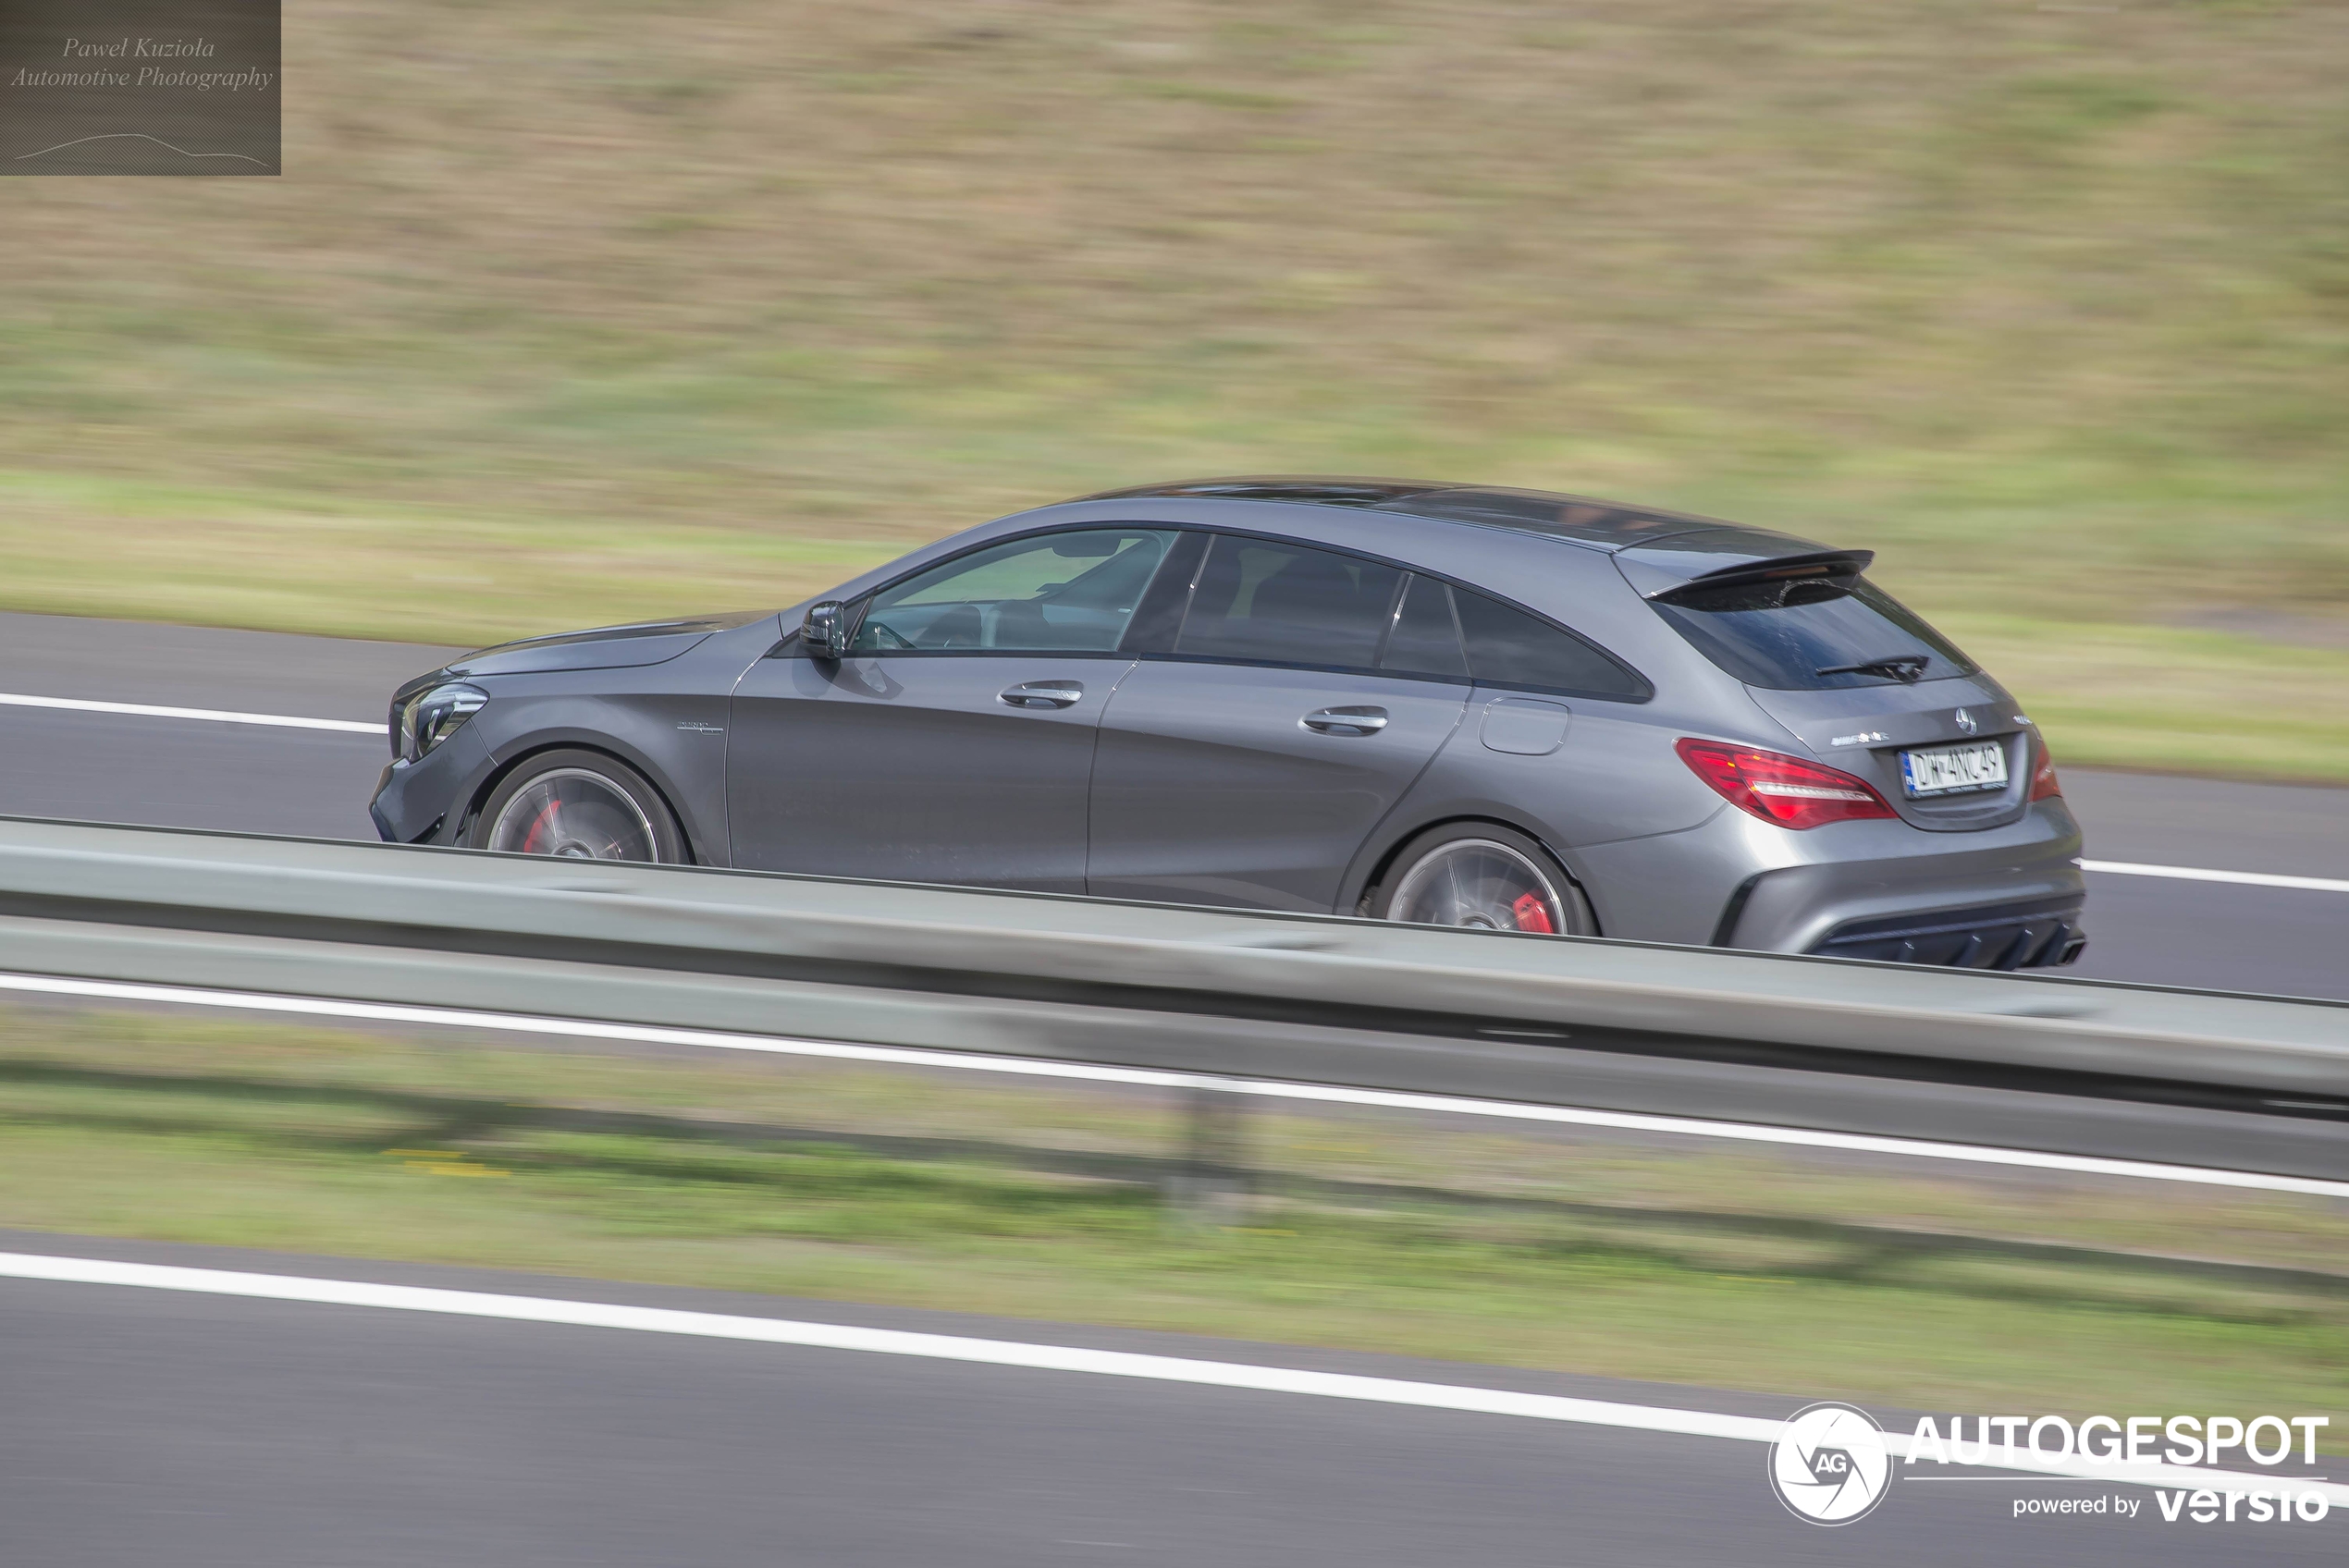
[2,1233,2336,1568]
[0,608,2341,998]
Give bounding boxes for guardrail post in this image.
[1166,1084,1251,1225]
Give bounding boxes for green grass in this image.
[2,1,2345,776]
[1940,615,2349,780]
[4,1002,2346,1437]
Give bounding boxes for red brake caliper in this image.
[1510,891,1556,934]
[520,800,561,854]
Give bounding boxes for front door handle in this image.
[1001,680,1084,710]
[1301,705,1388,736]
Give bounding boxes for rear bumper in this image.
[1570,798,2085,965]
[1808,892,2085,970]
[1713,803,2086,967]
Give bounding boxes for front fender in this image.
[468,696,732,865]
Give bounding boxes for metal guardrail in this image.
[0,816,2342,1182]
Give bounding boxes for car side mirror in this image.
[802,600,850,660]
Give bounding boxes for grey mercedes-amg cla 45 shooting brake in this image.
[373,478,2085,969]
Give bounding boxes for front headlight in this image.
[397,681,488,762]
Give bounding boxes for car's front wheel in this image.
[471,750,686,864]
[1371,824,1593,937]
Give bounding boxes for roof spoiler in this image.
[1643,548,1875,605]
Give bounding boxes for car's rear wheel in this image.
[1371,824,1593,937]
[472,750,685,864]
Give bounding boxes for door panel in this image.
[1088,663,1468,910]
[728,654,1130,890]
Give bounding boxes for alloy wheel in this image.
[485,768,659,861]
[1387,839,1569,935]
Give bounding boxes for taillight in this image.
[1675,739,1898,830]
[2029,737,2062,801]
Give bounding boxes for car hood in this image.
[445,610,775,677]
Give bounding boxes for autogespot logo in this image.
[1768,1402,1897,1525]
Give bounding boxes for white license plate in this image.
[1900,740,2008,798]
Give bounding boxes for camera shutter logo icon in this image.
[1767,1402,1895,1525]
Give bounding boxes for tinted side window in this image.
[1453,587,1649,700]
[1175,536,1402,669]
[1114,531,1209,655]
[852,530,1174,653]
[1379,573,1470,680]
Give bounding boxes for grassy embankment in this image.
[3,1,2345,777]
[3,1003,2344,1439]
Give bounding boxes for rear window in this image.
[1650,577,1977,691]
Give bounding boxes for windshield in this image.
[1649,577,1976,690]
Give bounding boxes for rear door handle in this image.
[1301,705,1388,736]
[1001,680,1084,710]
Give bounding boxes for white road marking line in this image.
[0,1249,1758,1440]
[0,1249,2341,1503]
[0,692,386,735]
[2083,859,2349,896]
[3,971,2343,1201]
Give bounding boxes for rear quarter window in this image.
[1455,590,1648,700]
[1381,576,1649,701]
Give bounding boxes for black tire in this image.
[1369,823,1594,937]
[469,749,687,864]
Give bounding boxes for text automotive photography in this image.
[2,0,277,174]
